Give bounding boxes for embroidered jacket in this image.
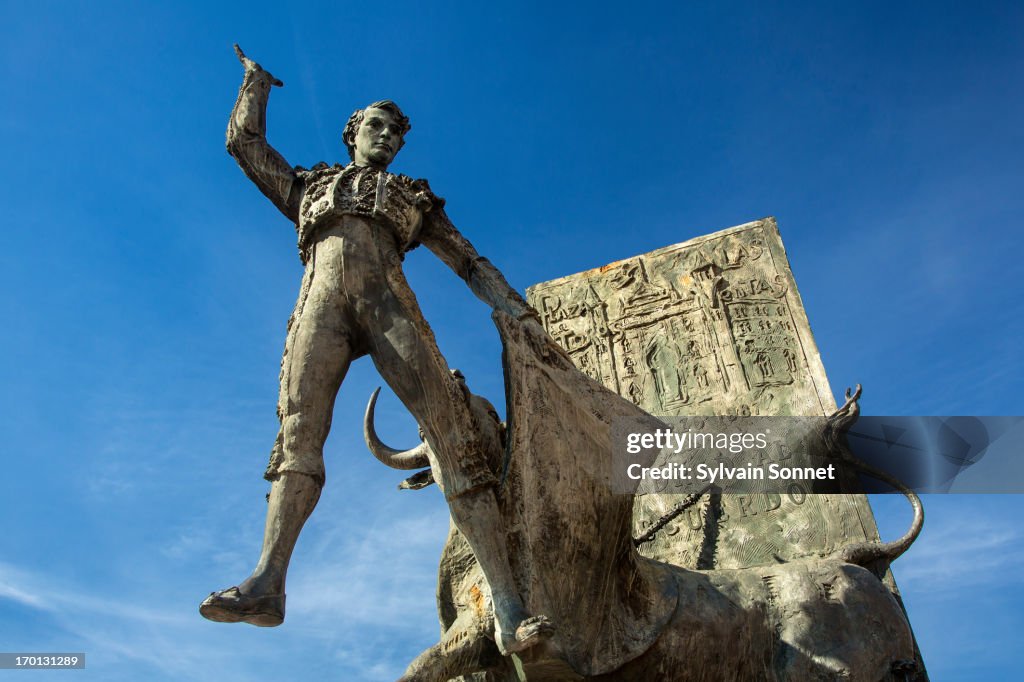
[294,162,436,261]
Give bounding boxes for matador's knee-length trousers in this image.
[264,221,495,498]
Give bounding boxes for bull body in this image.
[367,316,919,681]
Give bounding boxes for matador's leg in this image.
[365,283,552,655]
[202,249,356,626]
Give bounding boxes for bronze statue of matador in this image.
[200,46,554,656]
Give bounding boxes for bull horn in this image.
[363,387,430,470]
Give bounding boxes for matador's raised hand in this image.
[233,44,284,87]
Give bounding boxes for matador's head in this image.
[342,100,411,170]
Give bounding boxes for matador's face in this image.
[352,107,404,169]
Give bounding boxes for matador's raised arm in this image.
[226,45,302,223]
[420,207,539,321]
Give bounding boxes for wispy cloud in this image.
[892,513,1024,593]
[0,560,205,678]
[289,509,446,627]
[0,569,47,610]
[0,498,451,682]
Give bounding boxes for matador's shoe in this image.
[199,586,285,627]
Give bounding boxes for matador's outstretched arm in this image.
[226,45,302,223]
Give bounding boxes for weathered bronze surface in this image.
[527,218,882,570]
[201,45,557,658]
[203,47,923,681]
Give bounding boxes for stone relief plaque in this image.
[527,217,881,569]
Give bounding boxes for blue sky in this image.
[1,1,1022,679]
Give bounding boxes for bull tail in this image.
[824,385,924,568]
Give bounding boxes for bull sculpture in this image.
[364,313,922,681]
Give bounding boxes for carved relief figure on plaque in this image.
[727,293,801,391]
